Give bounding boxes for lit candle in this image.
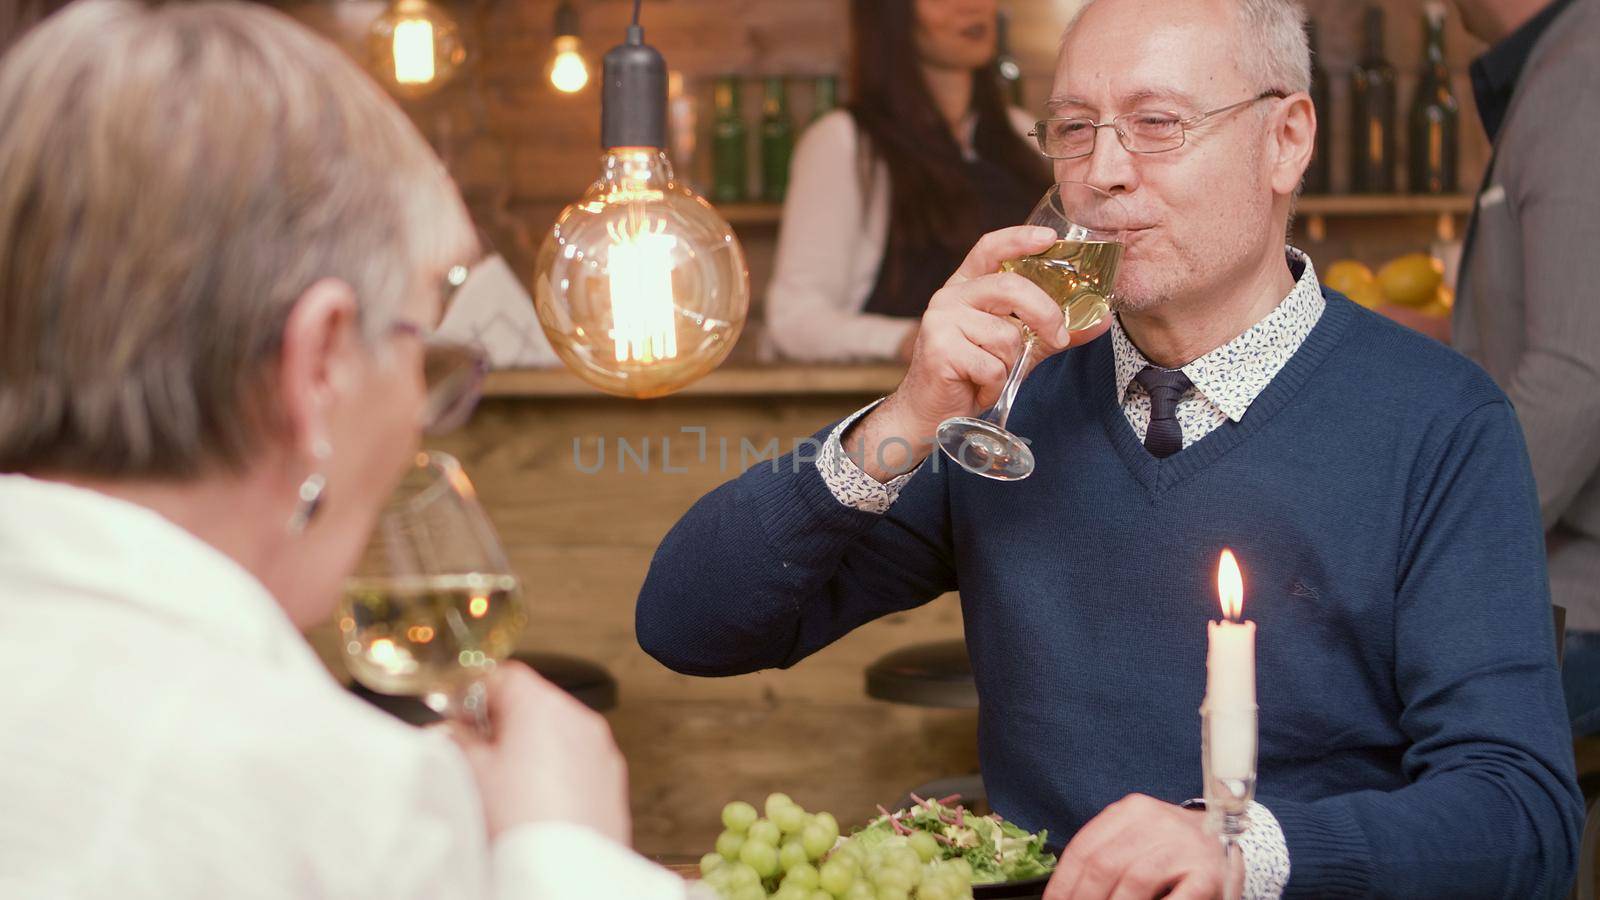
[1205,548,1256,780]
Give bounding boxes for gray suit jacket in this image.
[1454,0,1600,630]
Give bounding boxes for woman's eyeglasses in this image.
[389,260,491,435]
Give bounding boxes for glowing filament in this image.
[392,18,437,85]
[468,595,489,618]
[606,216,678,364]
[1217,548,1244,621]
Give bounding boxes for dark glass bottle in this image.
[1305,19,1332,194]
[710,76,747,203]
[1349,6,1398,193]
[811,74,838,123]
[995,10,1025,107]
[759,77,794,202]
[1407,4,1459,194]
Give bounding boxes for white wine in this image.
[340,573,526,696]
[1001,239,1123,331]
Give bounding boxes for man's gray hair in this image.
[1066,0,1311,95]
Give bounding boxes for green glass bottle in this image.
[710,76,747,203]
[1407,3,1459,194]
[1349,6,1398,193]
[1305,19,1332,194]
[760,76,794,203]
[811,74,839,123]
[995,10,1024,107]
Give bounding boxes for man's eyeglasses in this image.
[389,260,491,435]
[1028,90,1288,160]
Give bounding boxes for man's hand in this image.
[450,662,632,846]
[1043,794,1242,900]
[848,226,1113,482]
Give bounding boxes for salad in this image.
[849,794,1057,885]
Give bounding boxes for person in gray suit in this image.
[1451,0,1600,736]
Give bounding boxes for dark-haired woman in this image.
[765,0,1050,363]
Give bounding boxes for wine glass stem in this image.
[1218,812,1246,900]
[979,329,1038,430]
[436,678,493,738]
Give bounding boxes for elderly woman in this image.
[0,2,687,898]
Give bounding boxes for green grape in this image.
[726,862,761,889]
[948,859,973,882]
[748,820,782,847]
[722,801,760,834]
[700,852,725,876]
[716,830,746,861]
[765,792,795,818]
[783,862,820,890]
[739,838,781,879]
[800,824,833,860]
[908,832,939,863]
[772,803,808,834]
[772,885,809,900]
[871,867,911,893]
[918,883,955,900]
[814,812,840,844]
[818,858,855,895]
[842,885,874,900]
[873,888,909,900]
[731,886,767,900]
[807,892,833,900]
[779,840,810,871]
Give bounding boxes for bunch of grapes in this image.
[699,794,974,900]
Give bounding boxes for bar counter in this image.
[308,364,974,857]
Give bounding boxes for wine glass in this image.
[936,182,1128,480]
[339,451,527,735]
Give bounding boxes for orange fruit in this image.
[1377,253,1445,308]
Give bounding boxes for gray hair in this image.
[1065,0,1311,95]
[0,0,475,479]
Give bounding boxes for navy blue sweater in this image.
[637,294,1583,898]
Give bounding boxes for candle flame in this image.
[1217,548,1244,621]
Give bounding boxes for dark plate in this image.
[970,844,1061,899]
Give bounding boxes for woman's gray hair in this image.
[1065,0,1311,95]
[0,0,475,480]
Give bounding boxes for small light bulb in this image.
[368,0,465,99]
[549,35,590,93]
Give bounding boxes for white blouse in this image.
[0,474,692,900]
[763,108,1039,363]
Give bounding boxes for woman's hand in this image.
[451,663,631,846]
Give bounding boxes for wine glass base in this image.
[936,417,1036,481]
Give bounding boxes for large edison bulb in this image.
[368,0,466,99]
[548,35,590,94]
[534,148,748,398]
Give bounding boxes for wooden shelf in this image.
[484,363,907,400]
[716,202,784,227]
[713,195,1476,228]
[1296,194,1475,216]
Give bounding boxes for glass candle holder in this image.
[1201,704,1257,900]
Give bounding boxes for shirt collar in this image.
[1469,0,1575,142]
[0,474,323,673]
[1112,246,1325,423]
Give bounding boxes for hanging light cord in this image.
[632,0,642,27]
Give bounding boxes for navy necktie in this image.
[1134,365,1192,459]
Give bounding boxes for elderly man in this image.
[637,0,1582,896]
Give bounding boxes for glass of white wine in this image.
[936,181,1127,480]
[340,451,527,735]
